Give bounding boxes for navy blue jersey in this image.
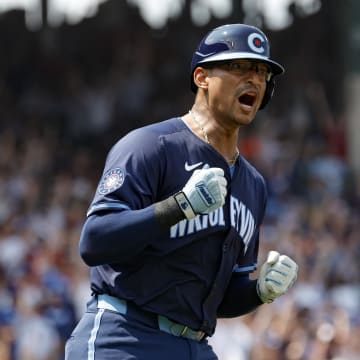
[86,117,267,334]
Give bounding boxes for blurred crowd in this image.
[0,1,359,359]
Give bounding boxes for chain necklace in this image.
[189,110,210,144]
[226,150,240,166]
[189,110,240,166]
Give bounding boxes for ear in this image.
[193,67,210,90]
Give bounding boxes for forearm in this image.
[79,165,228,267]
[217,274,263,318]
[79,197,184,266]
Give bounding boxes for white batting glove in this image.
[174,168,227,219]
[257,251,298,303]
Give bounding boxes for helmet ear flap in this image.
[259,77,275,110]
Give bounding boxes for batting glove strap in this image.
[174,191,196,220]
[257,251,298,304]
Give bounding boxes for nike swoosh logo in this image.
[185,161,203,171]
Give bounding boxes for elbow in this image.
[79,217,102,267]
[79,244,98,267]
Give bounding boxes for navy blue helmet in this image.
[190,24,285,109]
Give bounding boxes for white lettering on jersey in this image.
[170,195,255,253]
[170,207,225,238]
[230,196,255,252]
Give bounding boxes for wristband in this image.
[174,191,196,219]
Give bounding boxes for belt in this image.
[97,294,206,342]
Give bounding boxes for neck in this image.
[189,110,210,144]
[188,109,240,165]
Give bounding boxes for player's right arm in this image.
[79,167,227,266]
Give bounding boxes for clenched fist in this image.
[174,167,227,219]
[257,251,298,303]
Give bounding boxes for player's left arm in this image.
[218,172,298,317]
[217,251,298,317]
[217,274,261,317]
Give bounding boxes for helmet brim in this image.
[197,51,284,75]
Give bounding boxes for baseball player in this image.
[65,23,298,360]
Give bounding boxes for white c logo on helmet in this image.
[248,33,265,53]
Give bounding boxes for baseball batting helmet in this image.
[190,24,284,109]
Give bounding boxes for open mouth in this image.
[238,93,256,107]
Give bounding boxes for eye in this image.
[230,62,251,72]
[257,64,268,74]
[256,64,273,81]
[257,64,267,73]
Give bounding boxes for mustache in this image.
[235,84,259,97]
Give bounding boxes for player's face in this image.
[204,60,269,125]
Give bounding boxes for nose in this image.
[246,64,268,84]
[245,70,264,86]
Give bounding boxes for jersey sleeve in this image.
[87,127,165,216]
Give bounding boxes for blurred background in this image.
[0,0,359,359]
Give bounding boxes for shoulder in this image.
[109,118,185,155]
[126,117,185,141]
